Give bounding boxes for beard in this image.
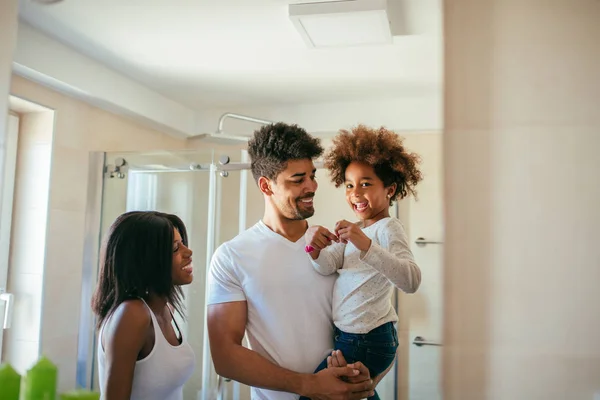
[277,193,315,220]
[294,205,315,220]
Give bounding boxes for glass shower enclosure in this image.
[77,147,400,400]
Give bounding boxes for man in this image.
[207,123,383,399]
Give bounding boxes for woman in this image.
[92,211,195,400]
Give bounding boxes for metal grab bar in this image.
[413,336,443,347]
[415,237,444,246]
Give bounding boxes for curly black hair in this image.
[324,125,423,204]
[248,122,324,182]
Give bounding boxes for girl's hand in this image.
[334,220,371,252]
[328,350,348,368]
[305,225,338,253]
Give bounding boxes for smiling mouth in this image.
[353,202,368,212]
[299,197,314,206]
[182,260,193,274]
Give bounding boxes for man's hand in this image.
[347,362,375,388]
[302,366,375,400]
[329,349,389,387]
[327,350,373,385]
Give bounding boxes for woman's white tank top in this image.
[97,300,195,400]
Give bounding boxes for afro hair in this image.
[324,125,423,203]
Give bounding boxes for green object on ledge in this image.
[59,390,100,400]
[20,356,58,400]
[0,363,21,400]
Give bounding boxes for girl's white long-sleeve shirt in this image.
[311,217,421,334]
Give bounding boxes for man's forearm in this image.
[214,344,312,395]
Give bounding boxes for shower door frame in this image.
[77,151,106,390]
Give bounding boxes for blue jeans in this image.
[300,322,398,400]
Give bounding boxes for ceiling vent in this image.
[289,0,393,48]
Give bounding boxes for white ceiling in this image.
[18,0,442,109]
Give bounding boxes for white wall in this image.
[443,1,600,399]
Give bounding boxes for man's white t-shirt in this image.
[207,220,336,400]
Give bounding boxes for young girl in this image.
[302,125,423,400]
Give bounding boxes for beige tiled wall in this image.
[10,75,187,391]
[443,1,600,399]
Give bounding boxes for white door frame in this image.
[0,112,20,359]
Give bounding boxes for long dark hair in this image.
[91,211,188,328]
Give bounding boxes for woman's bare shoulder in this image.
[103,299,152,344]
